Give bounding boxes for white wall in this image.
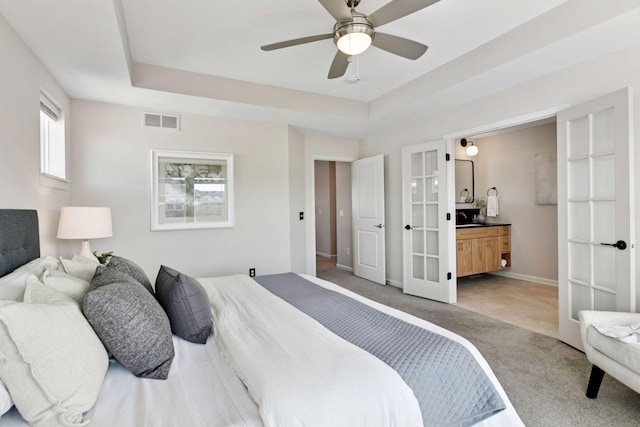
[335,162,352,270]
[288,126,306,273]
[0,14,72,256]
[71,100,292,280]
[473,122,558,283]
[360,43,640,302]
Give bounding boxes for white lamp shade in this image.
[337,32,372,56]
[466,144,479,156]
[57,207,113,240]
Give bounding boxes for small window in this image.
[40,92,66,180]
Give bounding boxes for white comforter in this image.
[200,274,424,427]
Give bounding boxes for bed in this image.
[0,209,523,426]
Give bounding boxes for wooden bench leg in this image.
[586,365,605,399]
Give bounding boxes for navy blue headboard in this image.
[0,209,40,277]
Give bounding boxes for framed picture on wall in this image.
[150,149,234,231]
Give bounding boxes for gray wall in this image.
[0,14,72,256]
[335,162,352,270]
[71,100,292,280]
[473,122,558,283]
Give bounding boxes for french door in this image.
[557,87,635,350]
[402,140,453,303]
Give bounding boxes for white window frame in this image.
[40,92,67,182]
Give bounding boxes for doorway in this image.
[453,118,560,337]
[314,160,353,273]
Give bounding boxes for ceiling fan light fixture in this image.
[334,17,374,56]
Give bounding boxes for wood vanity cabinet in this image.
[456,225,511,277]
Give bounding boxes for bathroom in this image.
[454,119,559,337]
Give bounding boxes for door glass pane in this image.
[569,242,590,283]
[425,204,438,229]
[592,155,615,199]
[412,230,424,254]
[571,282,591,320]
[569,201,589,241]
[412,204,424,228]
[424,150,438,175]
[426,257,438,282]
[593,245,616,291]
[411,152,424,177]
[425,177,438,202]
[568,159,589,200]
[592,201,615,244]
[592,108,615,154]
[426,231,438,255]
[594,289,616,311]
[568,116,590,159]
[411,178,424,202]
[413,255,424,280]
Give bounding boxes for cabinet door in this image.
[485,236,501,271]
[471,238,485,274]
[456,240,473,276]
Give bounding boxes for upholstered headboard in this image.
[0,209,40,277]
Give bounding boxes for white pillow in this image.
[60,255,100,282]
[0,256,59,301]
[0,379,12,417]
[0,281,108,426]
[39,269,90,303]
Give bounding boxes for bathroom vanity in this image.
[456,224,511,277]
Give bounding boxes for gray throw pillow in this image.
[92,265,142,290]
[105,256,154,294]
[155,265,212,344]
[83,281,174,380]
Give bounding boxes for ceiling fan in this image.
[261,0,440,79]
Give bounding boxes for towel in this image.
[593,322,640,343]
[487,195,499,217]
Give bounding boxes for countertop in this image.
[456,223,511,229]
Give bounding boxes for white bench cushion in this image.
[588,326,640,375]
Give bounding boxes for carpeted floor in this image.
[317,268,640,427]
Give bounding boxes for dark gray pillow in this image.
[82,281,174,380]
[105,256,154,294]
[92,265,142,290]
[155,265,212,344]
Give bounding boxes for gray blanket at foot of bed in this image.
[255,273,505,427]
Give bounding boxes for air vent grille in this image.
[144,112,180,130]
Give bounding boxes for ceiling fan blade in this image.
[328,51,350,79]
[368,0,440,28]
[372,33,428,60]
[318,0,352,22]
[261,33,333,51]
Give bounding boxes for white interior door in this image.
[352,155,386,285]
[402,141,453,302]
[558,87,635,350]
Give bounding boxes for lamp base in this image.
[78,240,100,263]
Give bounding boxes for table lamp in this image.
[57,207,112,262]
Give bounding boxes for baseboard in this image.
[336,264,353,272]
[387,279,403,289]
[316,252,336,258]
[489,270,558,287]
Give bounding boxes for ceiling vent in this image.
[144,112,180,130]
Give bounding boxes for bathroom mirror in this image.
[455,159,475,204]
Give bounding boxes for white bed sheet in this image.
[0,335,263,427]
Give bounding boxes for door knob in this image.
[600,240,627,250]
[404,225,412,230]
[374,224,384,229]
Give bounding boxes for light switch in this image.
[339,210,344,217]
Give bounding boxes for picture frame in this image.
[150,149,234,231]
